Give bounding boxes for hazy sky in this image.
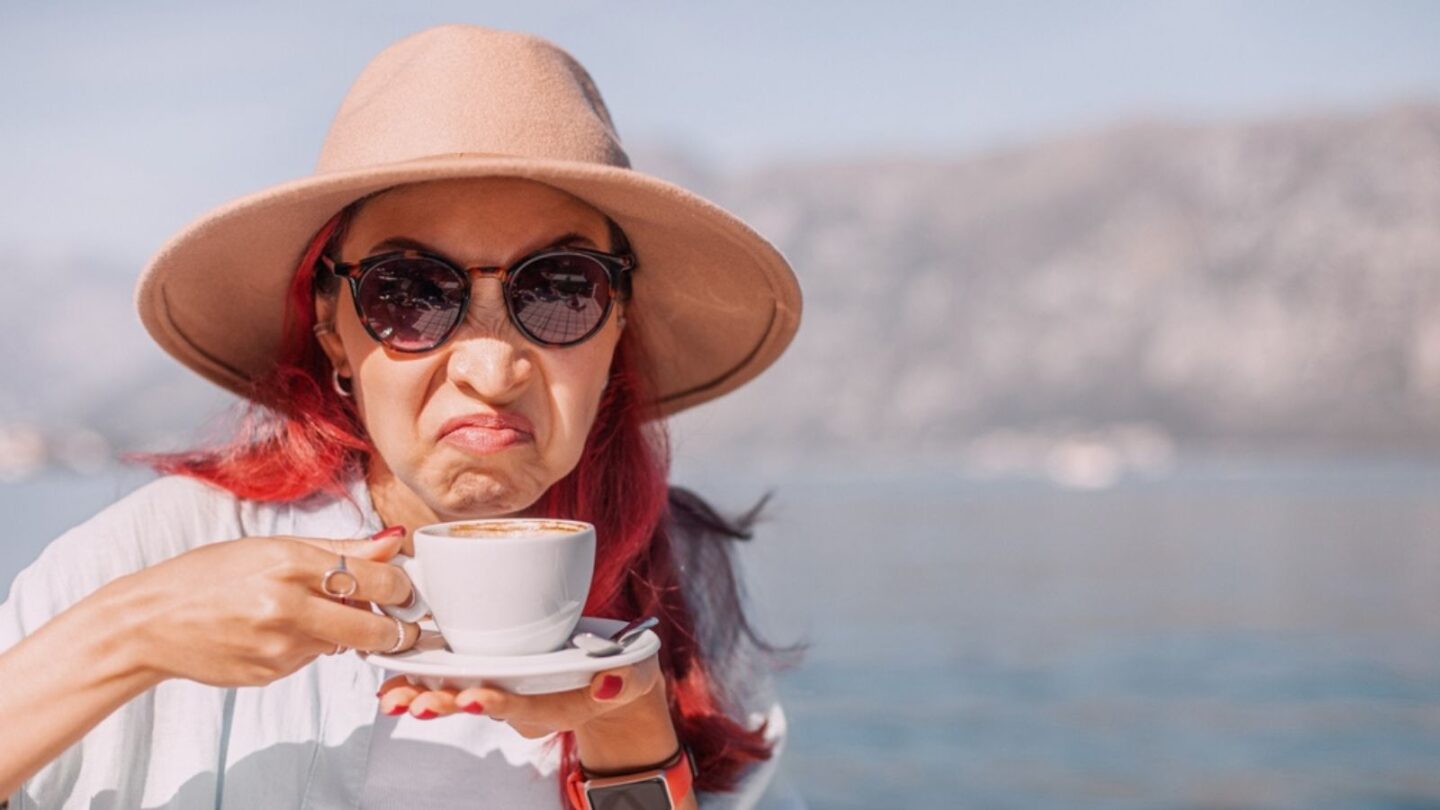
[2,0,1439,265]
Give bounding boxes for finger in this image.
[459,683,594,727]
[379,678,422,716]
[456,687,489,715]
[588,665,643,705]
[282,537,417,608]
[299,594,421,654]
[409,686,460,719]
[291,526,407,561]
[377,673,412,696]
[349,599,420,657]
[464,655,661,727]
[409,627,449,652]
[590,654,663,705]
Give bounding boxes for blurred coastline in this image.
[6,103,1440,487]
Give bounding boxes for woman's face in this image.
[314,176,624,520]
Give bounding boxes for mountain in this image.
[5,104,1440,475]
[663,103,1440,466]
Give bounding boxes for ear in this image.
[313,293,352,377]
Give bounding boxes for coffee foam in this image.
[442,520,586,538]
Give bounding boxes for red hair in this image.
[123,195,796,797]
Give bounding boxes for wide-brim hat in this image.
[134,23,801,419]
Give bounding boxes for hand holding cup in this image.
[98,526,422,689]
[372,518,648,734]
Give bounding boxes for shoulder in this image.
[0,474,252,643]
[0,472,369,651]
[31,472,362,567]
[53,474,247,565]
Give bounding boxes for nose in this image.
[443,277,535,401]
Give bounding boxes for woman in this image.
[0,23,803,810]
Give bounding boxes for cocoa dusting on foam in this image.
[445,520,585,538]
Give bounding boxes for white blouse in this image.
[0,473,802,809]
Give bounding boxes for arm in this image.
[1,525,420,804]
[574,678,799,810]
[0,578,162,799]
[573,676,699,810]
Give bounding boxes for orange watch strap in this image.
[564,769,586,810]
[565,745,695,809]
[663,745,694,805]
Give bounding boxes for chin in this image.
[437,467,537,518]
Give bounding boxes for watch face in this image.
[587,777,671,810]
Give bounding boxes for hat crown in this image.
[316,24,630,173]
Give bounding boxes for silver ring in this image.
[321,554,359,599]
[382,616,408,655]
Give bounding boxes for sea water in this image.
[4,459,1439,809]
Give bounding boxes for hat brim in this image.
[134,154,802,420]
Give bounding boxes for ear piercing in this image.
[332,368,354,397]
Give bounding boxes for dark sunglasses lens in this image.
[356,258,467,350]
[509,254,613,345]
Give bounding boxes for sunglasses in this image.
[317,245,636,352]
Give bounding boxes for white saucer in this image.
[363,617,661,695]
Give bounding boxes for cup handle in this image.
[379,552,430,624]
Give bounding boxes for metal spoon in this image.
[571,616,659,657]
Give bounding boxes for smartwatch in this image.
[565,744,697,810]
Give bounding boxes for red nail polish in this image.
[461,702,485,714]
[416,708,438,719]
[386,704,408,716]
[596,675,623,700]
[370,526,407,541]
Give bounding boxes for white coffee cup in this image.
[378,518,595,656]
